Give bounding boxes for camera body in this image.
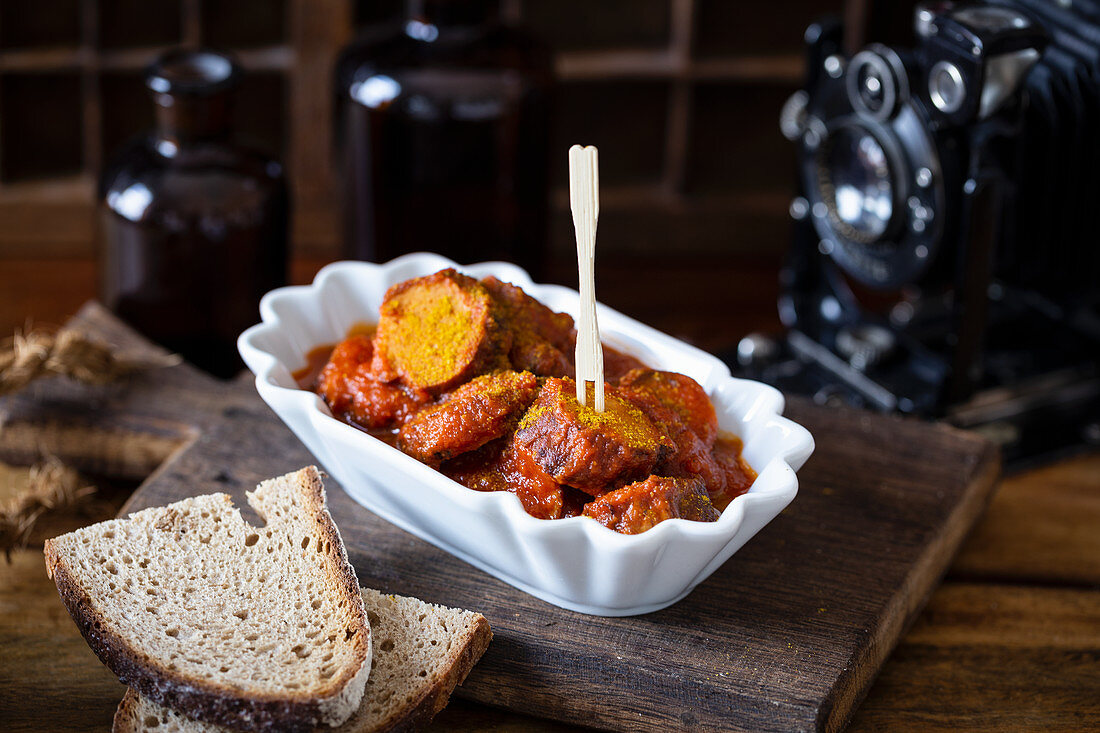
[738,1,1100,462]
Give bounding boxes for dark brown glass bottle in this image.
[99,49,288,378]
[335,0,552,277]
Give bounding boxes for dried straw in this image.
[0,328,179,396]
[0,458,96,560]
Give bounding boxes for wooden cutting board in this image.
[1,303,1000,733]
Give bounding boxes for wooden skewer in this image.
[569,144,604,412]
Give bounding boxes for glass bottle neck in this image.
[153,92,232,149]
[404,0,501,26]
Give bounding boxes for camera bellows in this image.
[43,467,371,733]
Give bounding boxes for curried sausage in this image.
[371,269,510,392]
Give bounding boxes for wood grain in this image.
[849,584,1100,732]
[0,303,1004,732]
[950,453,1100,587]
[286,0,348,255]
[6,556,1098,732]
[0,548,128,731]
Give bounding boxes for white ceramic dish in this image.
[238,253,814,616]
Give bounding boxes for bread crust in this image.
[111,597,493,733]
[46,467,370,733]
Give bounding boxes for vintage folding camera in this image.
[733,0,1100,463]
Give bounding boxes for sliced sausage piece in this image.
[442,439,586,520]
[504,446,588,520]
[371,269,510,392]
[660,425,728,500]
[440,439,510,492]
[399,370,539,466]
[481,276,576,378]
[582,476,719,534]
[508,332,576,379]
[317,334,431,430]
[618,368,718,447]
[618,379,727,499]
[512,377,672,495]
[481,276,574,350]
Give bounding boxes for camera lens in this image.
[857,65,886,113]
[929,61,966,114]
[846,46,908,122]
[817,125,895,242]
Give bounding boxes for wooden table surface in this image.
[2,257,1098,732]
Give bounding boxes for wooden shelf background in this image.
[0,0,845,262]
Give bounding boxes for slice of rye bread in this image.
[113,588,493,733]
[44,467,371,733]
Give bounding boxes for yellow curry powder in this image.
[520,378,669,451]
[518,403,548,430]
[383,284,481,385]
